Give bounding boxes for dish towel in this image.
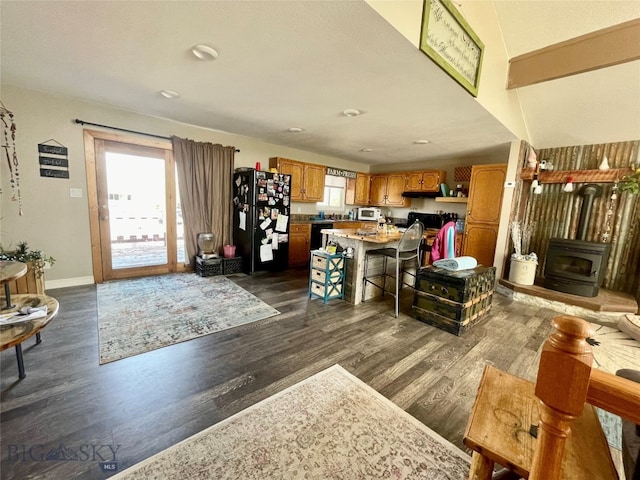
[433,256,478,271]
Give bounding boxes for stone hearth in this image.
[498,279,638,327]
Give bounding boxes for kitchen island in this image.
[320,228,415,306]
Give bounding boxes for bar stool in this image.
[362,221,424,317]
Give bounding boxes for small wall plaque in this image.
[38,139,69,179]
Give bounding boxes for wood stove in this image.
[543,184,610,297]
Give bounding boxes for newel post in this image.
[529,315,594,480]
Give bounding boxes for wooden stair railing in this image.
[465,315,640,480]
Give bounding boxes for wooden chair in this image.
[464,315,640,480]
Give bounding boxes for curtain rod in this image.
[73,119,240,152]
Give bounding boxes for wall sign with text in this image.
[38,140,69,179]
[326,167,356,179]
[420,0,484,97]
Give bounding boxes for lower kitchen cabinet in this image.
[289,223,311,267]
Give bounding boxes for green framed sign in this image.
[419,0,484,97]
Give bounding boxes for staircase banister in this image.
[587,367,640,425]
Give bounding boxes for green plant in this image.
[619,167,640,195]
[0,241,55,278]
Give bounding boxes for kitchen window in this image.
[317,175,345,211]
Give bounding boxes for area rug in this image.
[589,322,640,450]
[111,364,470,479]
[97,274,280,364]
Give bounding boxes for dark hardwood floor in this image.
[1,268,562,479]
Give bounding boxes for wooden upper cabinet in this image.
[345,173,371,205]
[303,163,326,202]
[269,157,326,202]
[369,173,410,207]
[404,170,445,192]
[385,173,409,205]
[466,164,507,224]
[369,175,389,205]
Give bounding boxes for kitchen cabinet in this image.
[369,173,410,207]
[345,173,371,205]
[269,157,326,202]
[404,170,445,193]
[289,223,311,267]
[461,164,508,267]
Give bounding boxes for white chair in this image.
[361,221,424,317]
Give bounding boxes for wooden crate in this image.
[412,265,496,335]
[8,262,45,295]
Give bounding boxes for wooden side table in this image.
[0,294,59,379]
[463,365,617,479]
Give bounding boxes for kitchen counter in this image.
[320,228,406,307]
[319,228,403,244]
[320,227,442,307]
[290,219,378,225]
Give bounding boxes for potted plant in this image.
[619,167,640,195]
[0,241,55,294]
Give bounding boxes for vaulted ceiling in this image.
[1,1,638,165]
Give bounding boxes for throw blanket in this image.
[429,221,457,264]
[433,256,478,271]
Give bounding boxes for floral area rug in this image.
[111,365,471,479]
[97,274,280,364]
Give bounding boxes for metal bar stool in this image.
[362,221,424,317]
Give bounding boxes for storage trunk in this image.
[412,265,496,335]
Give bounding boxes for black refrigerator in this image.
[232,168,291,274]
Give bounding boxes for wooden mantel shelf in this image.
[519,167,632,184]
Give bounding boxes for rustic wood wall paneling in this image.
[515,140,639,304]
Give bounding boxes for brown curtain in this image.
[172,136,235,264]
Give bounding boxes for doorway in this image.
[84,130,186,282]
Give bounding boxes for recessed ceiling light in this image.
[343,109,361,117]
[159,89,180,99]
[360,148,373,152]
[414,139,430,144]
[191,44,219,61]
[288,127,304,133]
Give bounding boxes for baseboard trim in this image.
[45,276,95,290]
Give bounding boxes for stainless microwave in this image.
[357,207,382,221]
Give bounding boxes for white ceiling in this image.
[1,1,638,166]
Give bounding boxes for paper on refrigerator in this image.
[275,214,288,232]
[260,243,274,262]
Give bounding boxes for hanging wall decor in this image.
[419,0,484,96]
[38,139,69,179]
[0,100,22,215]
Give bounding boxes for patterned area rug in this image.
[97,274,280,364]
[111,365,471,479]
[589,322,640,450]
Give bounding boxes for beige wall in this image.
[366,0,529,142]
[0,86,369,287]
